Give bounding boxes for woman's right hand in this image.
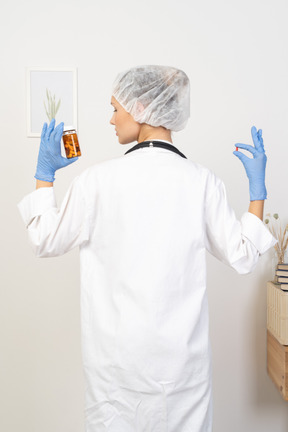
[233,126,267,201]
[34,119,78,182]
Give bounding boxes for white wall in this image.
[1,0,288,430]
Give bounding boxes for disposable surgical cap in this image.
[112,65,190,132]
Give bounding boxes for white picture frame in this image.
[27,68,78,137]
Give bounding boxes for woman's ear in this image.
[135,101,145,115]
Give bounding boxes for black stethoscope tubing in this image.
[124,141,187,159]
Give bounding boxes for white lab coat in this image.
[18,141,276,432]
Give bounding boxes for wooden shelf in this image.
[267,330,288,400]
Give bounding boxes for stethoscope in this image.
[124,140,187,159]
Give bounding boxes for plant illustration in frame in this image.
[27,68,77,137]
[44,88,61,122]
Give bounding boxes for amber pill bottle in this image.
[62,126,81,159]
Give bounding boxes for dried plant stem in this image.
[266,214,288,263]
[283,236,288,252]
[44,88,61,122]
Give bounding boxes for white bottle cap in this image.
[63,125,75,132]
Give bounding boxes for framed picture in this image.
[27,68,77,137]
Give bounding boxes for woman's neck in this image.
[137,124,172,143]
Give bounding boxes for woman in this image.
[18,65,276,431]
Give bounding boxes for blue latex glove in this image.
[233,126,267,201]
[35,119,78,182]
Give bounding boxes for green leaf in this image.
[44,101,50,120]
[55,99,61,114]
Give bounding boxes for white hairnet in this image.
[111,65,190,132]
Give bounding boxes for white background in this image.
[1,0,288,431]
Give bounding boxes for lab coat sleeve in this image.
[17,177,90,257]
[204,174,277,274]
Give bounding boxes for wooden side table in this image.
[267,330,288,400]
[266,281,288,400]
[267,281,288,345]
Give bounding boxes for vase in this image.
[277,251,285,265]
[271,251,278,282]
[272,249,288,283]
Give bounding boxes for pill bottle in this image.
[62,126,81,159]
